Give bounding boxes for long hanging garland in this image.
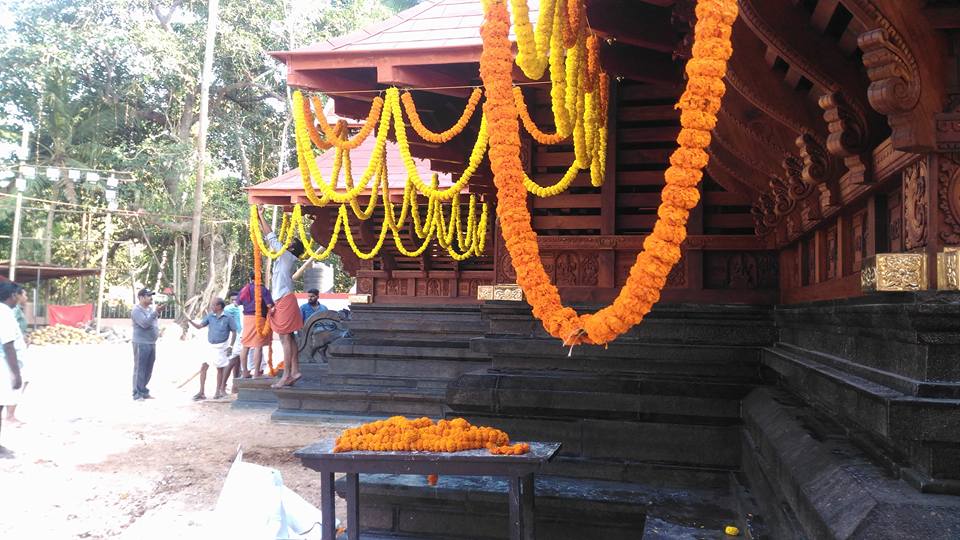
[479,0,737,346]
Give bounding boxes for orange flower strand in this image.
[513,87,568,145]
[479,0,738,346]
[333,416,529,456]
[401,88,483,144]
[308,94,384,151]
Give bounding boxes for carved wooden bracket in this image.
[819,92,871,184]
[858,28,923,150]
[782,154,814,201]
[769,176,795,217]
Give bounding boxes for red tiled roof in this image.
[280,0,537,56]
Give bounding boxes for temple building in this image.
[246,1,960,538]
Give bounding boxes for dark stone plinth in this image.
[270,304,490,419]
[334,472,740,540]
[765,292,960,489]
[742,388,960,540]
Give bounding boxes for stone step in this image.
[762,346,960,445]
[335,472,739,540]
[475,338,761,378]
[742,387,960,538]
[447,370,752,422]
[331,339,490,361]
[274,383,448,418]
[327,354,489,380]
[454,413,740,470]
[775,343,960,399]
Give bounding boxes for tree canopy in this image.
[0,0,421,313]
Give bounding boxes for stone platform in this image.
[245,294,960,539]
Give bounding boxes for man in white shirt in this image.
[256,207,305,388]
[0,281,25,454]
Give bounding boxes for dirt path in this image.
[0,340,353,539]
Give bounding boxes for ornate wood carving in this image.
[496,250,517,283]
[858,27,923,150]
[385,278,408,296]
[902,160,929,250]
[704,252,778,290]
[424,278,450,297]
[937,153,960,244]
[819,92,870,184]
[551,252,600,287]
[666,258,686,288]
[769,176,795,216]
[357,277,374,294]
[888,189,903,252]
[783,155,813,202]
[826,225,838,280]
[852,210,869,271]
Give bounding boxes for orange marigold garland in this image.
[333,416,530,455]
[479,0,738,346]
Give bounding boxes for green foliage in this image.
[0,0,423,308]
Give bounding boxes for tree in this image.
[0,0,424,315]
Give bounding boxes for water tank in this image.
[302,262,334,293]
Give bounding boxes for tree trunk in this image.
[186,0,219,301]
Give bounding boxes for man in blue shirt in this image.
[187,298,237,400]
[224,290,244,382]
[300,289,328,323]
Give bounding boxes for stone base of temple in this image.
[246,294,960,539]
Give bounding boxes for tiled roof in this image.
[288,0,538,54]
[249,101,454,201]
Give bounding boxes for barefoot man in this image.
[0,281,25,453]
[187,298,238,400]
[256,207,305,388]
[235,272,273,378]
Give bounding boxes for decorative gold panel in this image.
[493,284,524,302]
[861,253,928,292]
[348,294,372,304]
[476,285,494,301]
[937,247,960,290]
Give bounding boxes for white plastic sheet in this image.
[208,451,335,540]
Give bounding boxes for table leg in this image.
[345,473,360,540]
[321,471,336,540]
[509,473,536,540]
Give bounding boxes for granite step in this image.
[274,382,448,419]
[335,472,740,540]
[742,387,960,538]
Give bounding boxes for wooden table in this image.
[295,439,561,540]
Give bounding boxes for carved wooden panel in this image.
[544,251,600,287]
[887,189,903,253]
[420,278,451,297]
[357,277,374,294]
[902,160,928,250]
[704,252,778,290]
[459,279,492,299]
[826,225,838,281]
[666,258,686,288]
[851,209,869,272]
[938,153,960,245]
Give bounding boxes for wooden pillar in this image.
[600,82,619,236]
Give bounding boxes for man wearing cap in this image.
[131,288,159,401]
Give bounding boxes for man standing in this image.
[224,290,243,382]
[235,272,273,378]
[256,207,305,388]
[131,288,159,401]
[299,288,327,323]
[0,281,25,452]
[4,286,28,425]
[187,298,238,400]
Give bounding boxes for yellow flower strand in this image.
[401,88,483,144]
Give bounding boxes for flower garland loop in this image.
[401,88,483,144]
[479,0,738,346]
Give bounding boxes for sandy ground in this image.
[0,338,354,539]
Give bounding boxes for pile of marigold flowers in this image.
[333,416,530,455]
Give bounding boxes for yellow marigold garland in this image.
[479,0,737,346]
[513,87,567,145]
[307,94,384,151]
[401,88,483,144]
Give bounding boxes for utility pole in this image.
[186,0,220,302]
[9,123,32,282]
[95,211,113,333]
